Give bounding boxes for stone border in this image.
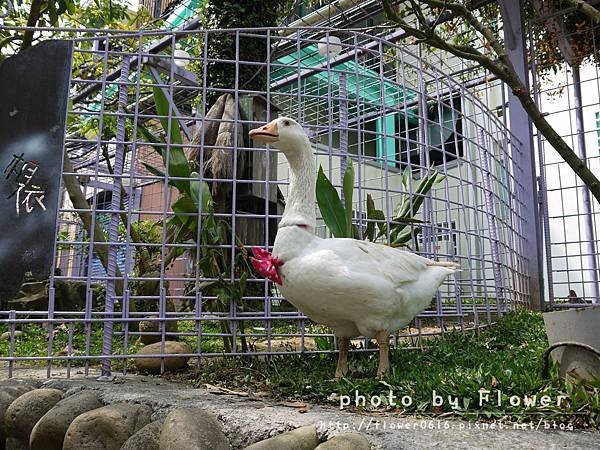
[0,378,369,449]
[2,375,598,449]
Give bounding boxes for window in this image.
[418,221,458,256]
[325,95,463,170]
[399,95,463,169]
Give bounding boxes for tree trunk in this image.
[564,0,600,24]
[21,0,43,51]
[509,80,600,203]
[62,154,124,296]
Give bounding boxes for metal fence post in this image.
[476,128,506,313]
[572,66,600,304]
[499,0,545,310]
[99,57,131,380]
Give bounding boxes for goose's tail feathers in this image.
[427,260,461,272]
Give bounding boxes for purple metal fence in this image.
[528,4,600,308]
[0,26,531,379]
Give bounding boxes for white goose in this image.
[249,117,459,378]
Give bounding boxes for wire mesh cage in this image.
[0,26,531,378]
[528,6,600,308]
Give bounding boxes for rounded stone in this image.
[139,319,178,345]
[29,389,103,450]
[133,341,191,373]
[159,407,229,450]
[0,331,24,341]
[315,432,370,450]
[5,436,28,450]
[0,384,35,444]
[63,402,152,450]
[244,425,319,450]
[121,420,163,450]
[4,388,63,443]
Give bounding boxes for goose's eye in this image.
[283,120,291,126]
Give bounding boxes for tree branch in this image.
[564,0,600,23]
[380,0,428,41]
[419,0,513,70]
[379,0,600,204]
[21,0,43,51]
[62,152,124,296]
[430,0,448,30]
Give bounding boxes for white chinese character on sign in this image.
[16,183,46,215]
[6,161,47,216]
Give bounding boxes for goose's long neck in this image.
[279,140,316,231]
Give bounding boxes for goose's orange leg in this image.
[376,330,390,378]
[335,337,350,380]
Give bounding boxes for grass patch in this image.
[169,311,599,429]
[0,323,144,370]
[2,311,598,429]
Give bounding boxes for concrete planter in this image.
[543,306,600,381]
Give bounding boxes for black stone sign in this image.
[0,40,73,306]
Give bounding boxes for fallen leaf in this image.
[279,400,308,409]
[204,383,249,397]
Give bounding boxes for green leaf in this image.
[401,166,410,191]
[64,0,76,15]
[239,272,247,298]
[342,158,354,236]
[177,223,193,242]
[316,165,347,238]
[393,171,442,222]
[415,170,442,194]
[365,194,376,241]
[202,182,214,214]
[153,85,183,146]
[391,227,421,247]
[189,172,212,213]
[366,194,385,242]
[138,124,164,157]
[172,195,197,227]
[164,148,191,195]
[190,172,200,205]
[141,161,165,178]
[148,86,190,195]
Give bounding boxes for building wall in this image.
[275,80,510,302]
[139,0,174,17]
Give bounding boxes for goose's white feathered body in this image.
[274,226,456,338]
[250,117,458,342]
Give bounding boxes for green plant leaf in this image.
[394,171,443,221]
[316,165,347,238]
[401,166,410,191]
[391,227,421,247]
[365,194,376,241]
[190,172,213,214]
[190,172,200,205]
[138,124,164,157]
[139,122,189,193]
[146,87,191,195]
[172,195,197,227]
[366,193,385,242]
[342,158,354,236]
[153,85,183,146]
[202,182,214,214]
[352,224,360,239]
[141,161,165,178]
[64,0,76,15]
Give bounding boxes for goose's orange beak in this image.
[249,120,279,144]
